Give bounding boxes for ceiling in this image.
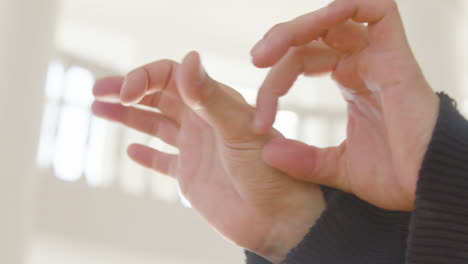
[55,0,332,71]
[54,0,468,108]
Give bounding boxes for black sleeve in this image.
[246,92,468,263]
[406,93,468,262]
[246,186,411,264]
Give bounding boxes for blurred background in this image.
[1,0,468,263]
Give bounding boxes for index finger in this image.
[251,0,399,68]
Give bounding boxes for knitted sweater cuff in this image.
[246,187,410,264]
[406,92,468,263]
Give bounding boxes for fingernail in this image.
[120,76,137,106]
[121,76,128,91]
[120,77,131,105]
[122,95,144,107]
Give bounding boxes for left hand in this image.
[250,0,439,211]
[92,52,325,263]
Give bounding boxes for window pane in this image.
[53,106,90,182]
[63,66,95,106]
[85,117,120,187]
[45,61,65,99]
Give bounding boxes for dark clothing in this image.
[246,93,468,263]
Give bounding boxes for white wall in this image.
[398,0,463,99]
[0,0,57,263]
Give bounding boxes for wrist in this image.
[258,185,325,263]
[404,84,439,210]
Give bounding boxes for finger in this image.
[94,76,184,123]
[251,0,402,67]
[176,51,253,141]
[137,92,184,123]
[93,76,124,103]
[127,144,177,177]
[262,138,349,192]
[92,101,179,147]
[322,20,368,54]
[253,42,340,134]
[120,59,180,106]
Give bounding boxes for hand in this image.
[92,52,325,263]
[251,0,439,211]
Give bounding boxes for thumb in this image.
[176,51,253,140]
[262,138,349,192]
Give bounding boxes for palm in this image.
[327,22,436,210]
[173,88,321,251]
[341,94,408,210]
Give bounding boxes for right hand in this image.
[251,0,440,211]
[92,52,325,263]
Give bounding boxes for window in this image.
[37,61,181,203]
